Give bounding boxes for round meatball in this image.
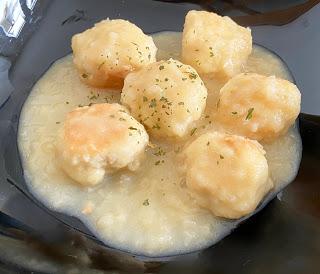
[121,59,207,138]
[183,132,272,219]
[215,73,301,141]
[181,10,252,79]
[56,103,149,186]
[72,19,157,88]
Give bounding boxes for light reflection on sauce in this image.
[18,31,301,257]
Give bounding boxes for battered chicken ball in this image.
[56,103,149,186]
[181,10,252,79]
[121,59,207,138]
[216,73,301,141]
[183,132,272,219]
[72,19,157,88]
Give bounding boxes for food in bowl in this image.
[181,10,252,78]
[18,11,302,256]
[121,59,207,138]
[56,103,149,186]
[72,19,157,88]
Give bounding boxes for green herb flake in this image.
[149,98,157,108]
[56,121,60,124]
[217,99,221,108]
[143,199,150,206]
[245,107,254,120]
[188,72,197,79]
[220,154,224,159]
[81,73,88,78]
[207,141,210,146]
[209,48,214,57]
[128,127,137,130]
[160,96,168,102]
[98,61,105,70]
[143,96,148,102]
[231,111,238,115]
[155,160,161,166]
[152,123,161,130]
[190,127,197,136]
[178,102,184,106]
[153,147,166,157]
[159,65,165,70]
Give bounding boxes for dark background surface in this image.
[0,1,319,273]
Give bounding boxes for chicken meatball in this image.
[56,103,149,186]
[121,59,207,138]
[215,73,301,141]
[72,19,157,88]
[181,10,252,79]
[183,132,272,219]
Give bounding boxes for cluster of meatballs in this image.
[57,11,301,219]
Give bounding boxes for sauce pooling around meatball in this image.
[18,23,302,256]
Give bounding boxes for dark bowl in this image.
[0,0,320,273]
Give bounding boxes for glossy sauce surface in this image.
[18,32,302,256]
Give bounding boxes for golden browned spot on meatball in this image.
[182,131,272,219]
[215,73,301,141]
[56,103,149,186]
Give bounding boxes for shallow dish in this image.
[0,0,320,272]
